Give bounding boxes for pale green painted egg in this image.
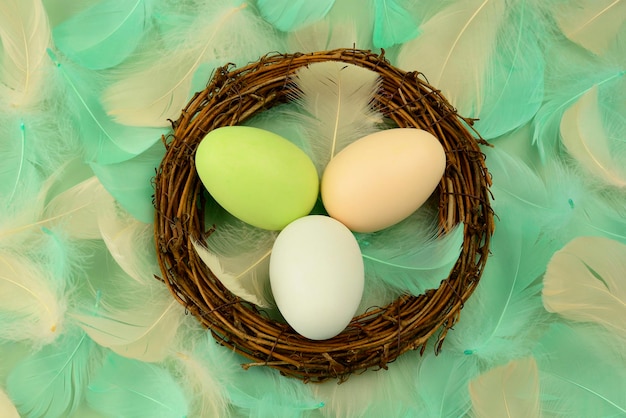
[195,126,319,230]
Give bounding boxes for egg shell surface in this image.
[269,215,364,340]
[195,126,319,230]
[321,128,446,233]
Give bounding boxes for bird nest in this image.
[154,48,494,382]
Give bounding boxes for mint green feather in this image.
[47,48,165,164]
[52,0,154,70]
[446,203,553,364]
[415,350,479,418]
[89,139,166,223]
[372,0,420,49]
[86,353,188,418]
[356,207,463,297]
[256,0,335,32]
[474,1,545,139]
[0,119,29,205]
[534,323,626,417]
[7,330,101,418]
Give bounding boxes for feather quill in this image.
[0,251,65,344]
[560,85,626,187]
[372,0,420,49]
[191,204,277,308]
[0,389,19,418]
[357,208,463,297]
[542,236,626,341]
[290,61,383,174]
[86,353,189,418]
[256,0,335,32]
[0,0,51,109]
[554,0,626,56]
[6,330,101,418]
[469,357,541,418]
[52,0,154,70]
[102,1,278,127]
[397,0,546,139]
[534,323,626,417]
[47,48,165,164]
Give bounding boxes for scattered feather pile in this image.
[1,0,625,417]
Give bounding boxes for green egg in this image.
[195,126,319,230]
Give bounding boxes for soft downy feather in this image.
[289,61,383,175]
[70,202,185,362]
[469,357,541,418]
[398,0,546,139]
[102,0,279,127]
[0,250,66,345]
[287,18,365,53]
[6,329,102,418]
[0,388,19,418]
[86,352,188,418]
[52,0,155,70]
[256,0,335,32]
[534,323,626,417]
[90,139,166,224]
[531,36,625,162]
[414,349,480,418]
[542,236,626,342]
[191,202,278,309]
[553,0,626,56]
[372,0,420,49]
[560,85,626,188]
[47,48,166,164]
[356,206,463,299]
[445,201,553,365]
[0,0,51,109]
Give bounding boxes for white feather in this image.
[543,236,626,341]
[98,199,161,284]
[560,85,626,188]
[287,18,364,53]
[0,388,20,418]
[290,61,383,175]
[0,0,51,109]
[554,0,626,56]
[42,176,114,240]
[102,1,278,127]
[396,0,506,116]
[192,239,274,309]
[0,252,65,344]
[469,357,541,418]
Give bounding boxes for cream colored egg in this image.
[321,128,446,233]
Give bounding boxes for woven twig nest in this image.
[154,48,494,382]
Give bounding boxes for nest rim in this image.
[154,48,494,383]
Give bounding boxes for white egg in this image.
[269,215,364,340]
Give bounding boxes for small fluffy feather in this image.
[372,0,420,49]
[191,204,278,308]
[560,85,626,187]
[534,323,626,417]
[469,357,541,418]
[52,0,155,70]
[543,236,626,341]
[0,0,51,109]
[554,0,626,56]
[86,353,189,417]
[7,330,100,418]
[290,61,383,175]
[0,251,66,344]
[102,0,279,127]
